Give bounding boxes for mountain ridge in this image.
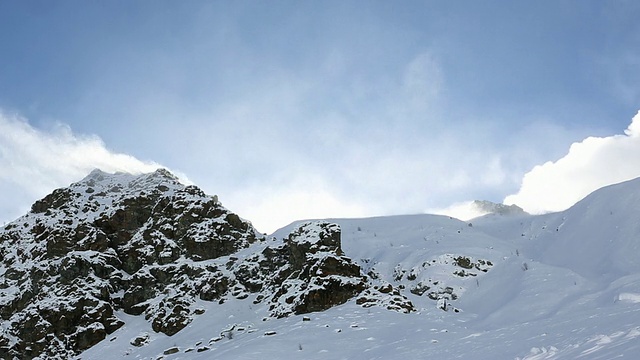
[0,169,412,359]
[2,169,640,359]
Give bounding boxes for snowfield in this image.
[78,178,640,359]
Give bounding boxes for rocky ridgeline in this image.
[472,200,526,216]
[0,169,411,359]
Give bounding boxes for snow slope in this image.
[78,177,640,359]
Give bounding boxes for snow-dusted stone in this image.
[265,221,415,317]
[286,221,343,270]
[0,169,262,358]
[265,222,366,317]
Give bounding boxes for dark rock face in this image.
[236,221,414,317]
[0,169,413,359]
[0,169,259,359]
[265,222,368,317]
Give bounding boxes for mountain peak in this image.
[1,169,263,358]
[26,169,185,219]
[0,171,410,358]
[78,168,180,188]
[472,200,527,216]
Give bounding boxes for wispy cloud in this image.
[505,110,640,213]
[226,173,370,234]
[0,112,166,222]
[195,51,580,232]
[428,201,491,221]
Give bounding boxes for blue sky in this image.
[1,1,640,232]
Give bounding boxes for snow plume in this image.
[429,201,491,221]
[505,110,640,213]
[0,112,166,222]
[225,174,370,234]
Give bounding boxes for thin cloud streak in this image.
[0,112,175,223]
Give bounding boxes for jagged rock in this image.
[287,222,343,271]
[264,221,404,317]
[410,282,431,296]
[130,333,150,347]
[472,200,527,216]
[0,169,262,359]
[30,188,75,214]
[163,346,180,355]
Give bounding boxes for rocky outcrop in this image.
[0,169,259,359]
[266,222,368,317]
[472,200,527,217]
[223,221,413,318]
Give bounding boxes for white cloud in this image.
[504,110,640,213]
[428,201,491,221]
[0,111,368,233]
[223,174,371,234]
[0,112,167,222]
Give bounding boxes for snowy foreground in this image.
[79,178,640,359]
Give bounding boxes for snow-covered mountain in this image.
[2,170,640,359]
[0,169,410,359]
